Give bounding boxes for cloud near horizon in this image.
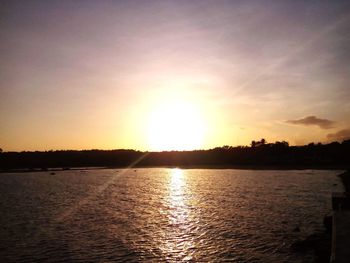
[327,129,350,141]
[286,116,335,129]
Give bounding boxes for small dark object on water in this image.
[50,172,55,175]
[293,226,300,232]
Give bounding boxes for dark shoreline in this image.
[1,140,349,172]
[0,165,348,174]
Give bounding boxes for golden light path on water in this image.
[1,169,344,262]
[161,168,194,261]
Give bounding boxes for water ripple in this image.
[0,169,343,262]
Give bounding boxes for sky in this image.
[1,0,350,151]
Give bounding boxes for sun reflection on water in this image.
[161,168,195,261]
[170,168,185,204]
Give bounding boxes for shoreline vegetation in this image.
[1,139,349,172]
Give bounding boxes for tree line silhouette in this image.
[1,139,349,171]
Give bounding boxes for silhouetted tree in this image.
[253,138,266,147]
[275,141,289,147]
[1,140,349,170]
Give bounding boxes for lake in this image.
[0,169,343,262]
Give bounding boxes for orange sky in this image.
[1,1,350,151]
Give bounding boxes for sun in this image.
[147,100,206,151]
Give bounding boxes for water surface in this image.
[0,169,343,262]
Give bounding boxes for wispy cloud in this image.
[327,129,350,141]
[286,116,335,129]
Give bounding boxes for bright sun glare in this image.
[147,100,206,151]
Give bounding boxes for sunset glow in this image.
[1,1,350,151]
[147,100,206,151]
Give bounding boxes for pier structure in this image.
[330,186,350,262]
